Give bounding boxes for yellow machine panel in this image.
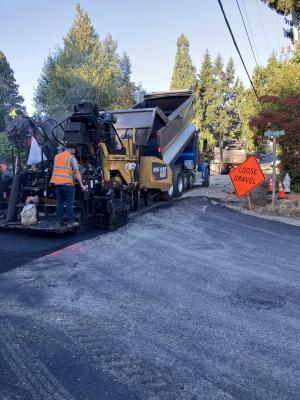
[139,156,173,191]
[100,143,138,186]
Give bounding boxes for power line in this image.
[216,0,261,104]
[276,13,281,51]
[240,0,261,65]
[255,0,271,51]
[235,0,264,84]
[236,0,259,68]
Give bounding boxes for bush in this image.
[250,94,300,189]
[0,132,12,162]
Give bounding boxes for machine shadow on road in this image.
[0,227,104,274]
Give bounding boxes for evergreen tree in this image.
[194,50,215,146]
[207,56,242,150]
[119,52,132,84]
[0,51,24,130]
[170,34,196,90]
[34,3,99,117]
[253,51,300,97]
[202,54,226,147]
[0,132,12,159]
[260,0,300,42]
[223,57,242,140]
[194,53,242,155]
[63,3,98,55]
[116,52,136,108]
[34,3,137,118]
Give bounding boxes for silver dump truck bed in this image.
[112,90,195,165]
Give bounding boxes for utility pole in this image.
[219,133,223,174]
[264,130,285,211]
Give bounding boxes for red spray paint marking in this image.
[47,243,83,257]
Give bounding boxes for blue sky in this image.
[0,0,290,114]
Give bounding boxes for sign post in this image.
[228,155,265,209]
[264,130,285,211]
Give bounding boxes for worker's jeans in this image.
[55,185,75,225]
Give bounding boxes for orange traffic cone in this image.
[268,176,273,193]
[278,180,286,200]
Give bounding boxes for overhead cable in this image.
[276,13,281,51]
[235,0,264,85]
[216,0,261,104]
[241,0,261,65]
[255,0,271,51]
[235,0,260,70]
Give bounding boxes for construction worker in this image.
[8,106,18,119]
[50,144,85,228]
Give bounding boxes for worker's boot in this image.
[67,221,79,228]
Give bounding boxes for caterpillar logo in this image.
[152,163,168,180]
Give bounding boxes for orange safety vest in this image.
[50,150,75,185]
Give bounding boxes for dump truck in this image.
[211,139,247,174]
[0,90,209,233]
[113,89,210,197]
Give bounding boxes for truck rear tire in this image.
[183,174,189,191]
[174,174,184,197]
[187,174,194,189]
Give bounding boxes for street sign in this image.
[264,130,285,137]
[229,156,265,198]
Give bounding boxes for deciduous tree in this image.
[250,93,300,185]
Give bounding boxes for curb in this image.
[215,199,300,228]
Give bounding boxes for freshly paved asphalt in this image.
[0,197,299,400]
[0,228,100,274]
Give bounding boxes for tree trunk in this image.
[219,134,223,174]
[292,11,299,43]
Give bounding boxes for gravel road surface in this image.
[0,197,299,400]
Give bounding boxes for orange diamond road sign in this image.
[229,155,265,198]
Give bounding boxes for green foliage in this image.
[170,34,196,90]
[194,51,242,150]
[292,41,300,61]
[260,0,300,41]
[250,94,300,185]
[0,131,12,160]
[34,3,139,119]
[0,51,24,130]
[236,50,300,150]
[260,0,300,14]
[235,88,257,151]
[211,56,242,142]
[194,50,215,146]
